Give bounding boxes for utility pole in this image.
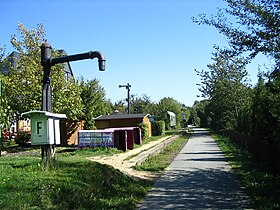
[119,83,131,114]
[40,42,106,161]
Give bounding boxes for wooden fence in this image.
[223,131,280,173]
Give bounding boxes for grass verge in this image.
[212,132,280,209]
[0,154,152,209]
[134,130,190,172]
[0,130,185,209]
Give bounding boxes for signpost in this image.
[22,111,66,159]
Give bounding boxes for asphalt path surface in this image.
[138,128,254,209]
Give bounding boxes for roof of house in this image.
[0,51,19,75]
[95,113,149,121]
[0,50,74,78]
[58,50,74,77]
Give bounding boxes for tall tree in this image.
[130,94,156,114]
[112,100,126,114]
[3,22,83,121]
[194,0,280,69]
[154,97,183,129]
[196,49,252,131]
[80,78,113,129]
[251,73,269,141]
[194,0,280,142]
[191,100,209,127]
[0,46,7,127]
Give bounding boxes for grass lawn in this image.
[0,129,191,209]
[0,131,184,209]
[0,145,151,209]
[0,153,153,209]
[212,132,280,209]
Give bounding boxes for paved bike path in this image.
[138,128,254,209]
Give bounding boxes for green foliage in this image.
[14,132,30,146]
[193,0,280,67]
[0,47,5,126]
[212,133,280,209]
[0,75,9,127]
[138,122,149,140]
[151,120,165,136]
[130,94,156,114]
[2,22,83,122]
[80,78,113,129]
[265,76,280,144]
[191,100,209,127]
[194,0,280,145]
[112,100,126,114]
[0,155,152,209]
[135,134,189,172]
[195,49,252,131]
[51,54,83,120]
[154,97,183,129]
[251,73,280,144]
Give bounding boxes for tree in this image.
[0,46,6,156]
[130,94,156,114]
[191,100,209,127]
[154,97,183,129]
[265,74,280,144]
[112,100,126,114]
[3,22,83,122]
[194,0,280,69]
[0,46,6,126]
[250,73,269,141]
[196,49,252,131]
[80,78,113,129]
[194,0,280,143]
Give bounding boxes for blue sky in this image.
[0,0,270,106]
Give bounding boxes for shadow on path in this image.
[138,169,252,209]
[137,128,254,209]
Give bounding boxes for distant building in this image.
[167,111,176,127]
[95,113,152,137]
[57,50,74,81]
[0,51,20,75]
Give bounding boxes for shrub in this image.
[152,120,165,136]
[15,132,31,146]
[138,123,149,140]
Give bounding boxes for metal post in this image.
[40,42,53,112]
[119,83,131,114]
[40,42,53,161]
[40,41,106,162]
[127,83,131,114]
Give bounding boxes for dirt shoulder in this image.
[87,135,178,180]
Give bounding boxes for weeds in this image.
[135,131,190,171]
[212,133,280,209]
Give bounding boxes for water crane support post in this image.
[40,42,106,161]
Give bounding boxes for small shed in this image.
[94,113,151,137]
